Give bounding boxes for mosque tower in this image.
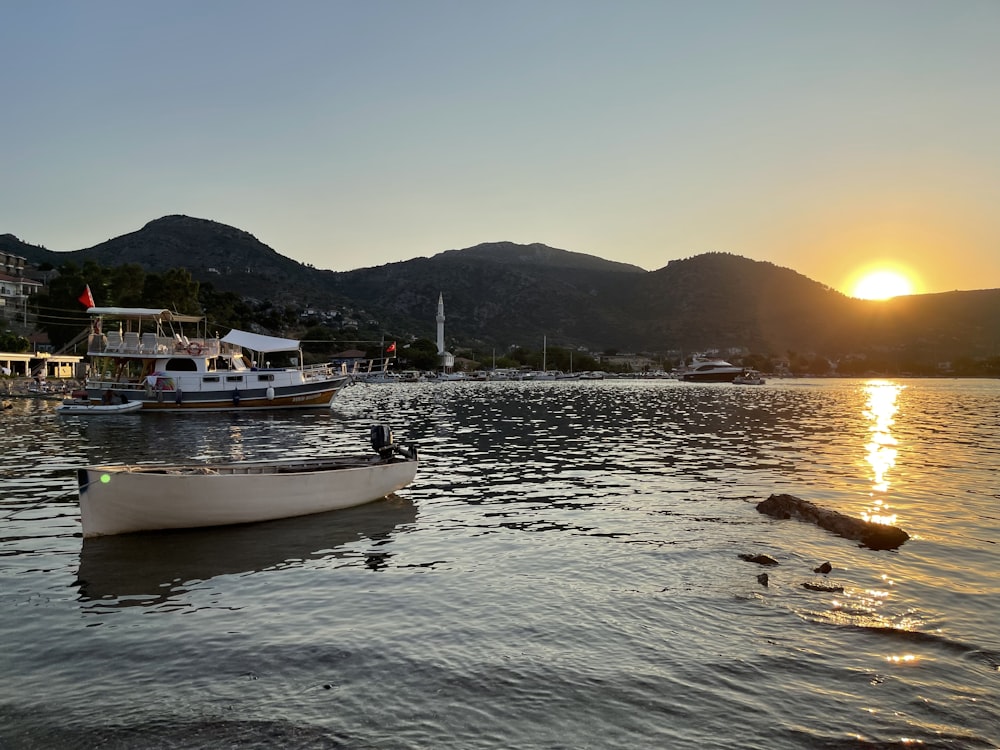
[436,293,455,371]
[436,293,445,354]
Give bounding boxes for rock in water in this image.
[739,553,779,566]
[756,493,909,550]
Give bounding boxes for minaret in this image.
[436,293,446,354]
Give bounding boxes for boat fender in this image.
[265,386,275,401]
[371,424,394,458]
[175,388,183,405]
[232,389,240,406]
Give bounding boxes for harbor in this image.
[2,377,998,748]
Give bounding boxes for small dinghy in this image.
[75,424,418,537]
[57,399,144,415]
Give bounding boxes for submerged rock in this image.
[756,494,909,550]
[814,561,833,574]
[802,581,844,593]
[757,573,769,587]
[739,553,780,566]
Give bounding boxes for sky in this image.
[3,0,999,296]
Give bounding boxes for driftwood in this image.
[756,493,909,550]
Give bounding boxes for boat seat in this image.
[122,332,141,353]
[140,333,158,354]
[105,331,123,352]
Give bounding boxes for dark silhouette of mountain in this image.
[5,216,999,361]
[3,216,334,305]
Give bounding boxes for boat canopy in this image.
[221,329,301,353]
[87,307,204,324]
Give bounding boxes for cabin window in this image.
[225,376,244,383]
[165,358,198,371]
[203,376,220,383]
[256,374,275,382]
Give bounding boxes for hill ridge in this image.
[4,215,999,362]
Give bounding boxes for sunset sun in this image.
[850,269,916,300]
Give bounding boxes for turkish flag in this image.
[386,341,396,353]
[78,285,96,309]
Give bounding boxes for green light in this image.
[100,473,111,484]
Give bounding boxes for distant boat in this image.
[81,307,350,411]
[522,370,560,381]
[486,368,521,381]
[75,425,418,538]
[680,356,744,383]
[733,369,766,385]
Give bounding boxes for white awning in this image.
[221,329,301,353]
[87,307,203,323]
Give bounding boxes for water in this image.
[1,379,998,749]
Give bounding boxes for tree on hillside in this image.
[31,261,93,349]
[109,263,147,307]
[395,338,439,371]
[0,331,30,353]
[142,268,201,315]
[200,283,255,332]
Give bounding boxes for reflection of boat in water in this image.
[75,494,418,605]
[76,425,417,537]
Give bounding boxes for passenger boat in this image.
[82,307,350,411]
[76,425,418,538]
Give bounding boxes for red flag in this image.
[386,341,396,353]
[78,285,95,309]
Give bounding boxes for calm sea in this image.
[1,378,998,749]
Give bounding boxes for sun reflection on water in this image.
[861,380,903,525]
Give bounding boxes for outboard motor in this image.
[371,424,395,458]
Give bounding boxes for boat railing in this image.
[301,362,345,380]
[87,333,220,358]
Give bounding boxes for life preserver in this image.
[187,343,202,356]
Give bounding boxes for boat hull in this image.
[56,400,143,415]
[77,455,418,537]
[681,371,742,383]
[84,377,349,412]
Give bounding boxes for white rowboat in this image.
[76,427,418,537]
[56,399,144,415]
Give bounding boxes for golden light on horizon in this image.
[851,269,915,300]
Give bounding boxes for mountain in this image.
[3,216,337,306]
[4,216,999,362]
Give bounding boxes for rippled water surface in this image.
[2,379,998,749]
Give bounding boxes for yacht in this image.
[680,357,744,383]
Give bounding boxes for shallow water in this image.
[1,378,998,748]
